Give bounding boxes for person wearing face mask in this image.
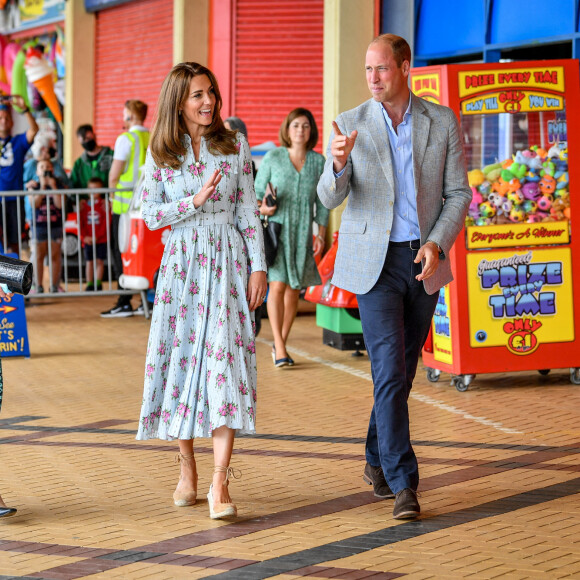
[70,125,113,191]
[101,100,149,318]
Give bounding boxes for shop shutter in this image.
[94,0,173,149]
[233,0,324,150]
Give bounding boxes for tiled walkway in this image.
[0,296,579,579]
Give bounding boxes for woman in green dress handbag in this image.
[254,108,329,367]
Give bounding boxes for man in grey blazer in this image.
[317,34,471,519]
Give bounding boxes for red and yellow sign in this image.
[467,221,569,250]
[412,72,441,104]
[458,67,565,115]
[466,248,574,353]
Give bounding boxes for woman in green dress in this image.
[254,108,329,367]
[0,285,17,518]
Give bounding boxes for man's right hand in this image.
[331,121,358,173]
[193,170,222,208]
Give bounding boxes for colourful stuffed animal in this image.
[509,206,526,222]
[507,162,527,179]
[483,162,502,182]
[522,182,539,200]
[479,180,491,195]
[550,198,568,221]
[492,177,521,196]
[539,175,556,195]
[537,194,554,212]
[468,169,485,188]
[556,172,568,190]
[479,201,496,218]
[527,213,543,224]
[488,192,504,208]
[523,200,537,214]
[540,160,556,177]
[507,189,524,205]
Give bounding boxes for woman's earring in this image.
[178,110,182,116]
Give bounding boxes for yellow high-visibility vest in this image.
[112,129,150,215]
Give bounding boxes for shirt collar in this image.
[379,93,412,131]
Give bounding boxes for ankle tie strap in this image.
[214,465,241,483]
[176,452,195,464]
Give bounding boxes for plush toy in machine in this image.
[468,169,485,188]
[537,194,554,213]
[550,197,569,221]
[509,205,526,222]
[478,201,496,219]
[522,182,540,200]
[539,175,557,196]
[466,143,569,227]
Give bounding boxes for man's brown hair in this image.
[125,100,148,122]
[370,34,411,67]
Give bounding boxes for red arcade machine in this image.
[411,60,580,391]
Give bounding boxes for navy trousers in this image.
[357,244,439,494]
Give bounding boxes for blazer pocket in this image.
[340,220,367,234]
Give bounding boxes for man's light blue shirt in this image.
[333,95,420,242]
[379,97,420,242]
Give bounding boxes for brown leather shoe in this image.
[393,488,420,519]
[363,463,395,499]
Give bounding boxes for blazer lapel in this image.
[366,102,395,194]
[412,94,430,192]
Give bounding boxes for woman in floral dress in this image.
[136,62,267,519]
[254,108,329,367]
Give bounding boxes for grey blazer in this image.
[317,94,471,296]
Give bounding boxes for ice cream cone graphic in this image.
[23,46,62,123]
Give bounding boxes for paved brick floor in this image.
[0,296,579,579]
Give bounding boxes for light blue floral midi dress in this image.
[136,133,266,441]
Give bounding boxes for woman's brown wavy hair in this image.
[150,62,237,169]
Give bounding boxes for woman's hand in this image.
[193,170,222,209]
[313,234,325,257]
[246,270,267,312]
[259,202,276,217]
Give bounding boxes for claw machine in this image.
[411,60,580,391]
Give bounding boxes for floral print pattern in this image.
[137,133,266,441]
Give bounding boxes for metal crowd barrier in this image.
[0,188,150,318]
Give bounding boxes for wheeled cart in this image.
[411,60,580,391]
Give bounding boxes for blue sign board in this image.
[84,0,136,12]
[0,253,30,359]
[0,291,30,358]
